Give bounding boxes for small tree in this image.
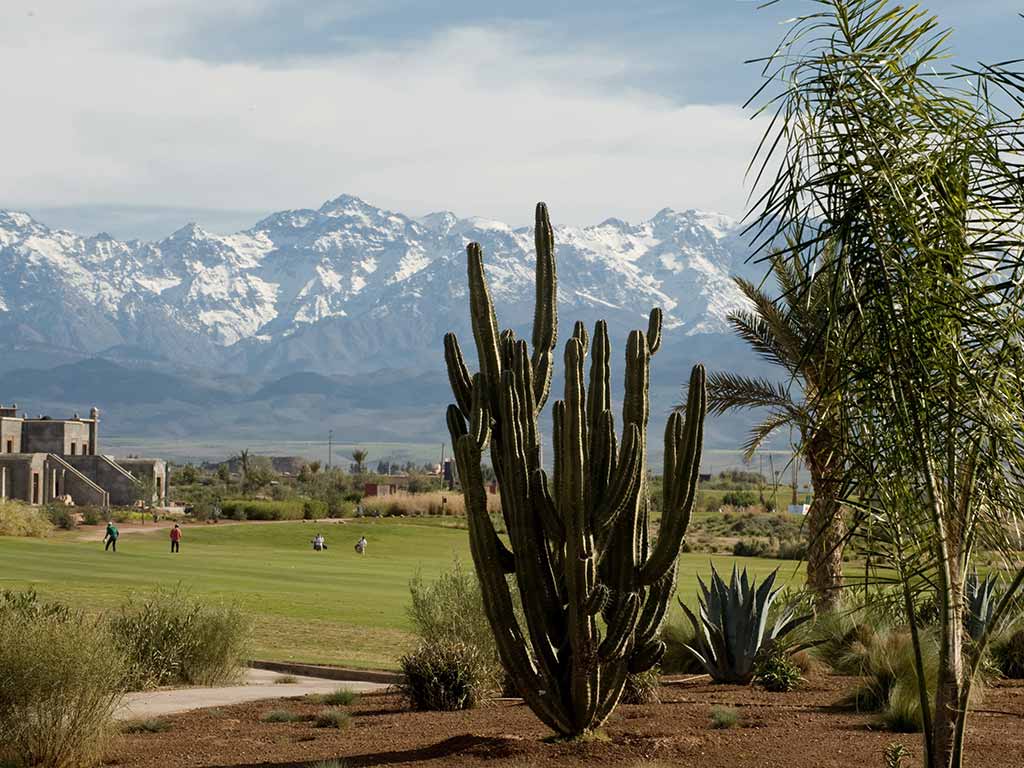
[350,449,369,475]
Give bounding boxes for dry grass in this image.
[361,491,500,518]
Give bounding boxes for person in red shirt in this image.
[170,524,182,553]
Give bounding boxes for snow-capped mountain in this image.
[0,195,755,377]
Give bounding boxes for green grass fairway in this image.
[0,519,802,670]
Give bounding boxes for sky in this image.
[1,1,1021,239]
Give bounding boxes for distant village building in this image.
[0,403,167,508]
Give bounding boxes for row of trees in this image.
[705,3,1024,766]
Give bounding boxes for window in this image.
[70,443,76,455]
[1,467,6,499]
[5,440,11,453]
[32,473,40,504]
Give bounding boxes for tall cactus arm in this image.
[444,333,473,418]
[531,202,558,410]
[469,373,491,450]
[594,424,642,534]
[598,592,641,660]
[467,243,503,392]
[639,363,706,586]
[647,308,663,356]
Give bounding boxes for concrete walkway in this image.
[117,668,390,719]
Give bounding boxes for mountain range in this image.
[0,196,775,459]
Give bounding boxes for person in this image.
[312,533,326,552]
[355,535,367,555]
[104,521,119,552]
[170,524,182,553]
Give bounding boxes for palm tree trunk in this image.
[806,444,845,613]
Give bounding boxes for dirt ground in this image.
[105,673,1024,768]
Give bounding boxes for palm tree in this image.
[350,448,368,475]
[700,250,847,612]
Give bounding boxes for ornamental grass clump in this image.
[398,641,486,712]
[0,603,125,768]
[443,203,706,737]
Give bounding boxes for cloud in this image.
[0,14,766,229]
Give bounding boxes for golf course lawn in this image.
[0,518,803,670]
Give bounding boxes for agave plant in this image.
[681,564,811,684]
[964,570,1001,642]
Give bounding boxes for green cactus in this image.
[444,202,707,737]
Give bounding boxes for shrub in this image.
[732,539,771,558]
[398,641,485,711]
[0,607,125,768]
[121,718,172,734]
[261,709,305,723]
[0,590,71,622]
[709,706,740,729]
[659,620,705,675]
[109,586,251,690]
[315,709,351,729]
[0,502,53,537]
[220,499,306,521]
[274,675,298,684]
[992,627,1024,678]
[80,507,104,526]
[621,669,661,704]
[754,646,803,692]
[302,499,328,520]
[776,539,807,560]
[721,490,758,508]
[407,561,513,692]
[44,504,77,530]
[321,688,359,706]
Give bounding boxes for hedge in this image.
[220,499,326,521]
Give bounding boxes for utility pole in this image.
[328,430,333,469]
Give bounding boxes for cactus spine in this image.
[444,203,706,737]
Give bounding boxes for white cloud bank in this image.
[0,7,765,228]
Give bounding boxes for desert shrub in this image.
[362,491,500,518]
[732,539,771,558]
[754,645,803,692]
[321,688,359,706]
[274,675,298,684]
[659,620,705,675]
[109,586,251,690]
[261,709,306,723]
[621,668,661,704]
[407,560,514,692]
[721,490,758,508]
[121,718,172,734]
[992,627,1024,678]
[302,499,328,520]
[776,539,807,560]
[398,641,485,711]
[315,709,351,729]
[884,742,912,768]
[220,499,307,521]
[0,590,72,622]
[0,502,53,537]
[80,506,104,526]
[44,504,77,530]
[0,607,125,768]
[709,706,740,729]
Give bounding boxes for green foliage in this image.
[44,504,77,530]
[315,709,351,729]
[776,540,806,561]
[621,668,660,704]
[681,564,811,684]
[709,706,739,729]
[445,203,707,737]
[80,506,103,526]
[721,490,758,508]
[274,675,298,684]
[302,499,328,520]
[964,570,1001,643]
[992,628,1024,679]
[121,718,172,734]
[109,586,251,690]
[883,742,911,768]
[753,645,803,692]
[407,560,510,692]
[398,641,485,712]
[0,589,72,622]
[261,709,305,723]
[0,605,125,768]
[732,539,771,558]
[320,688,359,706]
[659,620,705,675]
[220,499,308,521]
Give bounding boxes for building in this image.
[0,403,167,508]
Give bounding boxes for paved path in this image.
[117,668,390,719]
